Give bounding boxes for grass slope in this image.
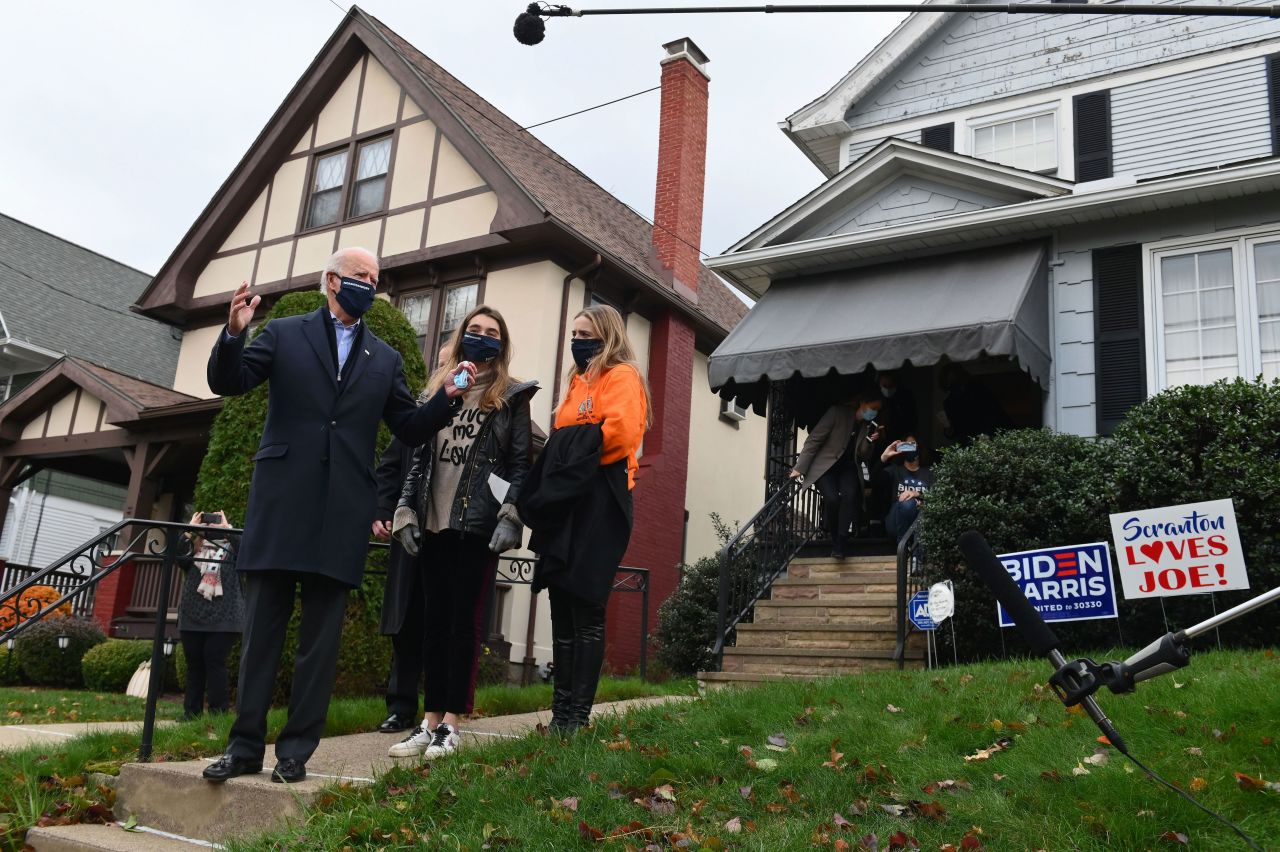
[0,688,182,725]
[232,650,1279,851]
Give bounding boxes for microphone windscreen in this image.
[513,12,546,45]
[959,530,1060,656]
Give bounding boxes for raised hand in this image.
[444,361,478,398]
[227,281,261,337]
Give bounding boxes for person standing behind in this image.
[177,510,243,720]
[519,304,649,733]
[878,436,933,541]
[371,347,454,735]
[389,306,537,761]
[876,371,918,442]
[202,247,473,784]
[790,390,885,558]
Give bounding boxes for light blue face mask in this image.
[861,407,879,422]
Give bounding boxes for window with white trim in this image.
[971,112,1057,173]
[1150,232,1280,389]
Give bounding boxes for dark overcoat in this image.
[374,437,417,635]
[518,424,633,607]
[207,307,456,587]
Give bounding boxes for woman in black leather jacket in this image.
[389,305,537,761]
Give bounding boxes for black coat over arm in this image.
[207,307,456,587]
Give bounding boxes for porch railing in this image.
[893,516,927,669]
[0,563,97,618]
[713,477,824,663]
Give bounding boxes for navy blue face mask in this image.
[461,332,502,363]
[333,275,375,319]
[571,338,603,371]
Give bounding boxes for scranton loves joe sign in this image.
[1109,499,1249,599]
[995,543,1117,627]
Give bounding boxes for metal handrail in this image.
[713,477,823,662]
[893,516,925,670]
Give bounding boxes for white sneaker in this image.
[387,724,433,758]
[422,723,461,760]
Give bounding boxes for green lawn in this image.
[0,688,183,725]
[228,650,1279,851]
[0,677,685,851]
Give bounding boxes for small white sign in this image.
[1108,498,1249,600]
[927,581,954,623]
[488,473,511,503]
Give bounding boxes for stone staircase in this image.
[699,554,925,689]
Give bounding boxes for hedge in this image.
[82,639,154,692]
[16,616,105,688]
[190,290,424,702]
[920,377,1280,660]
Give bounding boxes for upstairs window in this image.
[397,281,479,363]
[304,134,392,230]
[971,111,1057,173]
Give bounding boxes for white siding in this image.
[845,130,921,168]
[0,489,122,568]
[1111,57,1274,180]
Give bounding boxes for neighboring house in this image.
[708,3,1280,483]
[0,214,183,587]
[1,8,764,668]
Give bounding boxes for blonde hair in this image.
[427,305,516,412]
[567,304,653,430]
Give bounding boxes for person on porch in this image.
[790,389,885,558]
[201,247,473,785]
[878,436,933,541]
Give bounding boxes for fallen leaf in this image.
[833,813,853,830]
[1083,750,1109,767]
[1158,830,1189,845]
[767,733,788,749]
[1137,810,1155,817]
[1072,764,1090,776]
[739,786,754,801]
[990,719,1003,731]
[1184,747,1202,756]
[1040,770,1062,783]
[879,803,908,817]
[886,830,919,850]
[886,704,902,714]
[606,736,632,752]
[754,758,778,772]
[1234,772,1267,791]
[963,738,1013,763]
[860,833,879,851]
[578,821,604,841]
[723,817,742,834]
[1189,777,1207,792]
[991,773,1006,781]
[653,784,676,802]
[1173,680,1184,689]
[848,799,869,816]
[558,797,579,812]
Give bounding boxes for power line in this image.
[520,85,660,130]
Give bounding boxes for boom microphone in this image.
[959,530,1127,753]
[513,4,547,45]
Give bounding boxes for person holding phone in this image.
[790,389,885,558]
[389,306,537,761]
[178,511,242,720]
[879,436,933,541]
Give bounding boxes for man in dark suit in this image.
[202,247,474,784]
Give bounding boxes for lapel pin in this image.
[364,349,370,356]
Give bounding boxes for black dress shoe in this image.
[271,758,306,783]
[202,754,262,783]
[378,712,412,733]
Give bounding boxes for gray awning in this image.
[708,241,1050,399]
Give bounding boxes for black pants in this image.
[548,584,607,722]
[180,630,237,717]
[384,569,426,719]
[421,530,497,716]
[816,464,862,548]
[227,571,349,764]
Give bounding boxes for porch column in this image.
[765,381,797,498]
[93,442,159,633]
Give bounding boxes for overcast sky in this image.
[2,1,908,277]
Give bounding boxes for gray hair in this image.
[318,247,376,292]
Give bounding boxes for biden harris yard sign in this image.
[995,543,1118,627]
[1108,499,1249,600]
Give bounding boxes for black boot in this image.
[566,605,606,731]
[548,633,575,733]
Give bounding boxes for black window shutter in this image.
[1268,54,1280,155]
[1074,90,1112,182]
[1093,245,1145,436]
[920,123,954,152]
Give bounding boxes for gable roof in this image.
[0,214,180,387]
[728,138,1072,260]
[135,8,746,338]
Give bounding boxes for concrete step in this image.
[753,599,898,623]
[695,672,799,691]
[790,556,897,570]
[769,584,899,603]
[735,622,898,651]
[27,822,212,851]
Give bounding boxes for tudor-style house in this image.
[0,8,764,670]
[709,3,1280,466]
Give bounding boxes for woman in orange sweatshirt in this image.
[548,304,650,731]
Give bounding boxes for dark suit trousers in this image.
[385,568,426,719]
[816,464,862,548]
[227,571,349,764]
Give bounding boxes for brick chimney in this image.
[652,37,709,302]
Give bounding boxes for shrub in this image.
[82,640,153,692]
[0,646,22,686]
[16,616,105,687]
[477,641,510,687]
[0,585,72,631]
[919,429,1117,661]
[191,293,424,707]
[655,514,756,676]
[1109,377,1280,647]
